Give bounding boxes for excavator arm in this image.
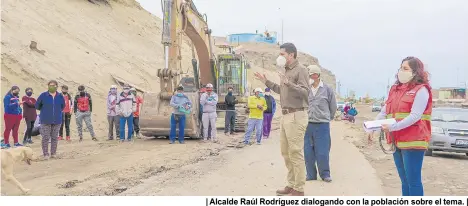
[139,0,215,138]
[159,0,214,96]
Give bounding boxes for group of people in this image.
[253,43,431,197]
[342,102,358,123]
[2,81,144,159]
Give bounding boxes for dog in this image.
[1,146,35,194]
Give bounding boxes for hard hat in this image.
[206,83,213,88]
[110,85,117,89]
[254,88,263,93]
[307,65,321,75]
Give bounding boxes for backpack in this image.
[77,94,90,112]
[348,108,358,116]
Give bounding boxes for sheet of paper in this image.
[363,118,397,133]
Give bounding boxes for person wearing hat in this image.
[107,85,120,140]
[304,65,337,183]
[169,86,192,144]
[244,88,267,145]
[116,84,136,142]
[130,88,144,138]
[262,87,276,139]
[200,83,218,142]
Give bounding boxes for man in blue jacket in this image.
[35,80,65,159]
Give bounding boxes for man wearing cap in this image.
[116,84,136,142]
[262,88,276,139]
[244,88,267,145]
[200,83,218,142]
[254,42,309,196]
[169,86,192,144]
[304,65,337,183]
[107,85,120,140]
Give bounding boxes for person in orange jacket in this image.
[369,56,432,196]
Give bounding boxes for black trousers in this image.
[23,120,35,143]
[60,113,72,137]
[133,117,140,134]
[224,111,236,134]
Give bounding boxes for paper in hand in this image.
[363,118,397,133]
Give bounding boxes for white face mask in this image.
[276,55,287,68]
[397,70,414,84]
[265,92,271,96]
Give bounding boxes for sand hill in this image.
[1,0,335,137]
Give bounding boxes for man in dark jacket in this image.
[74,85,97,141]
[35,80,65,159]
[224,87,237,135]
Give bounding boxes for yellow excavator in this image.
[139,0,249,138]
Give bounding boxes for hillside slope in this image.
[1,0,193,136]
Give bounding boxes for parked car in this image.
[371,102,382,112]
[427,107,468,156]
[337,101,345,111]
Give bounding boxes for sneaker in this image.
[42,155,50,161]
[28,138,34,144]
[79,137,83,142]
[66,136,71,141]
[136,133,142,139]
[58,136,63,140]
[14,143,24,147]
[179,141,185,144]
[1,143,10,149]
[51,154,57,159]
[107,137,114,141]
[169,141,175,144]
[92,137,98,141]
[256,142,261,145]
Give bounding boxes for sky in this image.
[137,0,468,98]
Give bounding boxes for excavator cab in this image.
[214,53,249,131]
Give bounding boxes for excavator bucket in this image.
[139,92,202,138]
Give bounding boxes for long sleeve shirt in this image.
[200,92,218,113]
[22,96,37,121]
[307,81,337,123]
[4,93,22,115]
[265,59,309,109]
[375,87,430,132]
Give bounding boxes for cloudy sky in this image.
[137,0,468,98]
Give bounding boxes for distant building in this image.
[227,31,277,45]
[433,87,466,101]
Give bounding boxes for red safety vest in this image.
[77,95,90,112]
[385,83,432,150]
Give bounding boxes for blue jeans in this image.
[304,122,331,180]
[120,115,134,140]
[244,118,263,144]
[170,114,186,143]
[393,148,425,196]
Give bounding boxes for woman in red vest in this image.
[371,56,432,196]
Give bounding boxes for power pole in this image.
[281,19,284,44]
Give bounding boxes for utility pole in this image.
[279,7,283,44]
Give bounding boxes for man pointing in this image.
[254,42,310,196]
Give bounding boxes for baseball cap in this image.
[307,65,321,75]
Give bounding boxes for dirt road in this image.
[346,105,468,196]
[1,120,384,196]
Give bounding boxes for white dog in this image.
[1,146,34,194]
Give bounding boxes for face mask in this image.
[228,91,233,95]
[80,91,86,96]
[177,93,183,97]
[62,91,68,94]
[259,93,264,97]
[48,86,57,93]
[12,92,19,96]
[206,88,213,93]
[265,92,270,96]
[26,92,33,97]
[398,70,414,84]
[276,55,287,68]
